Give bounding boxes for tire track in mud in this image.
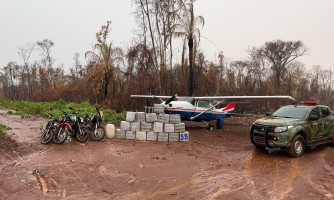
[120,165,261,200]
[304,151,334,199]
[32,169,48,195]
[0,111,66,198]
[245,151,304,200]
[245,149,334,200]
[0,112,46,144]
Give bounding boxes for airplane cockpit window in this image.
[197,101,212,108]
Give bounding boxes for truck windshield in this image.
[272,106,310,119]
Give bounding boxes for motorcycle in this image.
[68,107,89,142]
[53,110,71,144]
[40,108,59,144]
[85,106,105,141]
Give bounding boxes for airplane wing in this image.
[130,95,180,100]
[131,95,295,102]
[193,95,295,102]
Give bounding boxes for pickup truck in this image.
[250,103,334,157]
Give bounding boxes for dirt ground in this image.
[0,111,333,200]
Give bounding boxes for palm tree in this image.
[172,0,204,96]
[85,42,123,101]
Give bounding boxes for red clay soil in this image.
[0,112,333,200]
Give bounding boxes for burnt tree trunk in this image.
[188,38,194,96]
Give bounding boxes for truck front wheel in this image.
[331,134,334,147]
[287,135,305,158]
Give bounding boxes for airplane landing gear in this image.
[206,124,214,131]
[202,120,214,131]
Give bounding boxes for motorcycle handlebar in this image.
[61,110,68,116]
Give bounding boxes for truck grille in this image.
[253,125,275,133]
[251,125,276,146]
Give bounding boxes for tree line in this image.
[1,0,333,112]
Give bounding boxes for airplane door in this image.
[195,100,213,120]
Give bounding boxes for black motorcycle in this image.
[85,106,105,141]
[40,108,59,144]
[67,107,89,142]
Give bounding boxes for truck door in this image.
[308,107,324,139]
[320,107,334,137]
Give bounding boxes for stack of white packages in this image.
[116,111,188,142]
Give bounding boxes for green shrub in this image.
[0,98,125,123]
[0,124,8,143]
[0,124,7,132]
[6,110,13,115]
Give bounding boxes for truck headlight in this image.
[274,126,292,133]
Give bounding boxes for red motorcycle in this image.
[52,110,72,144]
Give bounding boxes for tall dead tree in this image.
[37,39,54,69]
[172,0,204,96]
[258,40,308,93]
[18,43,35,100]
[85,21,124,104]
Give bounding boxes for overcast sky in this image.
[0,0,333,71]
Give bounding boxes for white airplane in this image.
[131,94,295,130]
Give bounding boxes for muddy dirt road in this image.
[0,112,333,200]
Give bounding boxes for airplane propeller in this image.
[153,96,164,104]
[164,94,177,105]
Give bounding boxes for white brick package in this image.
[169,132,179,142]
[154,104,164,113]
[174,123,185,132]
[135,112,146,122]
[146,113,157,122]
[164,123,174,133]
[136,131,147,140]
[141,122,152,131]
[146,131,157,141]
[130,122,140,131]
[126,112,136,122]
[169,114,181,124]
[120,121,130,131]
[126,131,135,140]
[158,132,168,142]
[116,129,126,139]
[158,113,170,123]
[153,122,164,132]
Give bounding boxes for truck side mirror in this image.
[266,112,272,116]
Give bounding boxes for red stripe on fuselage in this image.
[165,107,229,114]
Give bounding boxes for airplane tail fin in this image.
[222,103,236,113]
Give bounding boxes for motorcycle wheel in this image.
[76,127,89,142]
[90,125,106,141]
[53,128,68,144]
[40,129,54,144]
